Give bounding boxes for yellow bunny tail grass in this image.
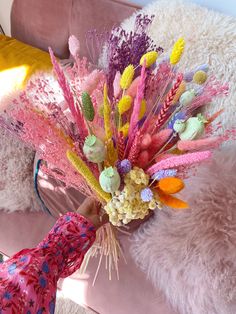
[119,122,130,137]
[120,65,135,90]
[103,84,112,140]
[118,95,133,115]
[67,150,111,203]
[172,81,186,104]
[140,51,158,68]
[139,99,147,119]
[170,38,185,65]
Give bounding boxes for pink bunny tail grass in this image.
[128,133,141,165]
[126,61,146,153]
[49,47,88,139]
[81,70,104,94]
[149,129,173,153]
[68,35,80,58]
[117,132,126,160]
[113,71,121,99]
[153,73,183,133]
[177,137,224,152]
[127,76,140,98]
[147,150,212,175]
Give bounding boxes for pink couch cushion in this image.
[11,0,140,60]
[11,0,71,59]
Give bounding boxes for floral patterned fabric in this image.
[0,212,96,314]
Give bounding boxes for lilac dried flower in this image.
[106,14,163,99]
[117,159,132,175]
[141,188,153,202]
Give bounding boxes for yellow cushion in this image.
[0,35,52,98]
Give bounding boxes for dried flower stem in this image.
[152,73,183,134]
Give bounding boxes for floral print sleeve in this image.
[0,212,96,314]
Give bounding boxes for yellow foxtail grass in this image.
[139,99,147,119]
[103,84,112,140]
[120,65,135,90]
[67,150,111,203]
[140,51,158,68]
[170,38,185,65]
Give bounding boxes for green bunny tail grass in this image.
[81,92,95,121]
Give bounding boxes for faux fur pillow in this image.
[131,147,236,314]
[0,127,39,212]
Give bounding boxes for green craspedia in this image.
[81,92,95,122]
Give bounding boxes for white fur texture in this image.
[123,0,236,131]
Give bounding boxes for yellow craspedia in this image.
[120,65,135,90]
[118,95,133,115]
[140,51,158,68]
[139,99,147,119]
[119,122,130,137]
[170,38,185,65]
[193,70,207,85]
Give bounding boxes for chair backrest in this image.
[11,0,141,60]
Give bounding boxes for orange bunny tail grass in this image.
[158,177,185,194]
[158,190,189,210]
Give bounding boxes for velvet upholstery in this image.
[11,0,140,60]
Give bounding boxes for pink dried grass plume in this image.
[149,129,173,153]
[117,132,126,160]
[177,137,224,152]
[187,77,229,114]
[147,150,212,175]
[128,133,141,165]
[49,47,88,140]
[113,71,121,98]
[127,76,140,98]
[81,70,105,94]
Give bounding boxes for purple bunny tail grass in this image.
[147,150,212,175]
[49,47,87,139]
